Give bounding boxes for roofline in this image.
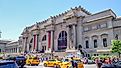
[90,9,116,18]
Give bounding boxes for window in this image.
[94,39,97,48]
[42,35,46,41]
[85,40,89,48]
[83,27,90,32]
[100,23,107,28]
[94,54,97,56]
[92,25,98,30]
[103,38,107,47]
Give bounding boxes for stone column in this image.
[67,26,70,49]
[23,37,25,53]
[51,31,54,51]
[73,25,76,49]
[98,35,102,48]
[25,37,28,53]
[33,35,37,52]
[46,32,49,51]
[36,34,39,51]
[46,31,50,51]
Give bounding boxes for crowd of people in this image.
[95,57,120,68]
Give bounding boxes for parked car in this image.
[101,63,115,68]
[114,60,121,68]
[0,60,19,68]
[5,57,16,61]
[26,56,40,66]
[57,58,84,68]
[87,60,95,64]
[43,59,61,67]
[15,56,26,68]
[5,56,26,68]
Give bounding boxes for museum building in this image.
[20,6,121,57]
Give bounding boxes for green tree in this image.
[111,40,121,58]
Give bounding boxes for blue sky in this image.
[0,0,121,40]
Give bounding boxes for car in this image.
[0,60,19,68]
[101,63,115,68]
[15,56,26,68]
[57,59,71,68]
[5,57,16,61]
[114,60,121,68]
[26,56,40,66]
[43,59,61,67]
[87,60,95,64]
[57,58,84,68]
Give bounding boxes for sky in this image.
[0,0,121,41]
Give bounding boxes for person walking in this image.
[95,57,102,68]
[71,57,75,68]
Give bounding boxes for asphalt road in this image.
[25,64,97,68]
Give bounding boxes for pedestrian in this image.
[71,57,75,68]
[74,61,78,68]
[95,57,102,68]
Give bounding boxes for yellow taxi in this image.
[57,58,84,68]
[43,59,61,67]
[26,56,40,66]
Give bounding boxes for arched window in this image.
[101,33,108,47]
[42,35,46,41]
[58,31,67,51]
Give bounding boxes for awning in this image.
[97,49,111,53]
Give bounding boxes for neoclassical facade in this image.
[5,41,22,53]
[0,40,11,53]
[20,6,121,57]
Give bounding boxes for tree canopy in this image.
[111,40,121,57]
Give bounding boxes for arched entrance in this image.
[58,31,67,51]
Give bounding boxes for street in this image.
[24,64,97,68]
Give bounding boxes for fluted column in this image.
[73,25,76,49]
[67,26,70,49]
[25,37,28,53]
[23,37,28,53]
[51,31,54,51]
[48,31,51,50]
[36,34,39,51]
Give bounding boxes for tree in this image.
[111,40,121,58]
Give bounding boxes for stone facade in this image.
[5,41,22,53]
[0,40,11,53]
[20,6,121,57]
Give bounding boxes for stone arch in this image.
[57,31,67,51]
